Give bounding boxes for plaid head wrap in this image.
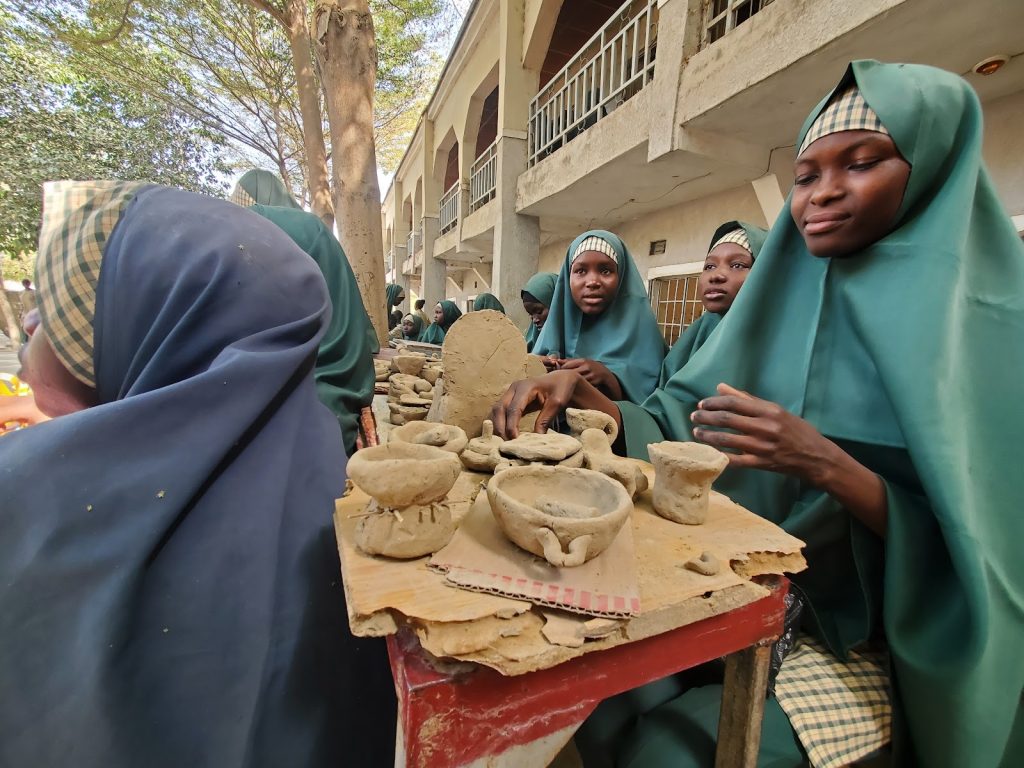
[572,235,618,264]
[228,185,256,208]
[709,227,752,255]
[798,86,890,156]
[36,180,146,387]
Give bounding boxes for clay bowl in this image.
[348,443,461,507]
[390,421,468,454]
[487,466,632,567]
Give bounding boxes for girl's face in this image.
[433,304,444,324]
[699,243,754,315]
[569,250,619,316]
[791,130,910,258]
[18,309,97,416]
[401,316,415,335]
[521,293,549,329]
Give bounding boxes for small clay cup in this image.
[647,442,728,524]
[487,466,632,567]
[348,443,461,507]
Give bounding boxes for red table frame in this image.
[388,575,788,767]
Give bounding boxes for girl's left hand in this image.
[690,383,836,486]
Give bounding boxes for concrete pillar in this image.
[648,0,702,161]
[493,0,541,329]
[421,216,448,306]
[751,174,787,227]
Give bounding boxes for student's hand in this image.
[491,371,583,438]
[689,383,833,482]
[558,359,623,399]
[690,383,888,536]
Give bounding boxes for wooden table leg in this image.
[715,641,773,768]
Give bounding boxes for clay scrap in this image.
[579,428,648,499]
[426,310,546,437]
[648,441,729,524]
[383,369,440,425]
[347,442,461,559]
[391,421,468,454]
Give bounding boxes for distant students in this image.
[520,272,557,352]
[472,293,505,313]
[420,300,462,344]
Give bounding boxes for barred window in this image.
[649,273,705,346]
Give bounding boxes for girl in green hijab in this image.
[385,284,405,331]
[497,61,1024,767]
[661,221,767,372]
[228,169,375,456]
[420,300,462,345]
[531,230,666,403]
[229,169,301,209]
[472,293,505,313]
[521,272,557,353]
[400,313,423,341]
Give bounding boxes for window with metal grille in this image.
[649,273,705,346]
[703,0,772,46]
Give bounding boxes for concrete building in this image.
[381,0,1024,341]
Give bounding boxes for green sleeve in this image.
[615,401,665,461]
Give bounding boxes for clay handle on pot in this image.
[536,528,592,567]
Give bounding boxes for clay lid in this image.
[499,432,581,461]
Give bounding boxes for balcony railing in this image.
[470,141,497,212]
[439,181,460,235]
[406,229,419,256]
[703,0,773,47]
[528,0,658,167]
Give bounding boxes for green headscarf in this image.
[250,205,375,455]
[533,231,666,402]
[658,221,768,372]
[230,170,301,209]
[401,313,423,341]
[420,300,461,345]
[472,293,505,313]
[619,61,1024,766]
[521,272,558,353]
[385,283,404,308]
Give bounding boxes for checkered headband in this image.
[798,87,890,156]
[36,180,146,387]
[709,227,752,255]
[572,235,618,263]
[229,184,256,208]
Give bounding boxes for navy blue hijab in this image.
[0,186,394,766]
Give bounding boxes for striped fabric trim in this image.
[774,635,891,768]
[709,227,751,255]
[229,185,256,208]
[798,87,890,156]
[37,180,146,387]
[572,235,618,263]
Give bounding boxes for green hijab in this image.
[658,221,768,373]
[250,205,375,455]
[385,283,404,309]
[231,170,301,209]
[619,61,1024,766]
[402,313,423,341]
[521,272,558,353]
[420,300,461,345]
[472,293,505,313]
[533,231,666,402]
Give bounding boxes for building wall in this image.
[983,90,1024,219]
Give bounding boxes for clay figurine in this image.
[459,419,505,472]
[487,465,632,567]
[579,428,648,499]
[498,432,582,463]
[347,442,462,558]
[647,441,728,525]
[566,408,618,444]
[390,422,468,454]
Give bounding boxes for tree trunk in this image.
[313,0,387,344]
[0,255,21,346]
[284,0,334,228]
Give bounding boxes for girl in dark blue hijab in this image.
[0,182,394,767]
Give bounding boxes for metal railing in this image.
[528,0,658,167]
[439,181,460,235]
[703,0,773,48]
[469,141,497,211]
[406,229,419,256]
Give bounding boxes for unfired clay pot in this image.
[391,353,426,377]
[390,422,468,454]
[355,502,454,559]
[647,442,728,525]
[348,443,461,507]
[487,466,632,567]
